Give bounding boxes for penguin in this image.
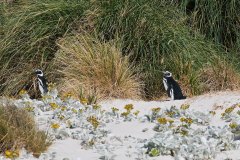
[35,69,48,95]
[162,71,186,100]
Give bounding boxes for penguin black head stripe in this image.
[163,71,172,78]
[162,71,186,100]
[35,69,48,95]
[35,69,43,77]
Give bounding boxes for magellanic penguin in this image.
[35,69,48,95]
[162,71,186,100]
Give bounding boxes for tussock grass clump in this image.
[0,103,51,157]
[199,58,240,92]
[163,42,240,96]
[0,0,90,96]
[54,34,142,100]
[93,0,240,98]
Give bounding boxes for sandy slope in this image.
[1,91,240,160]
[46,91,240,160]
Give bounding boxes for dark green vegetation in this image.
[184,0,240,51]
[0,0,89,96]
[93,0,240,97]
[0,103,51,157]
[0,0,240,99]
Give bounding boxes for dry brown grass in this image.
[199,58,240,92]
[178,57,240,97]
[54,34,143,100]
[0,103,51,157]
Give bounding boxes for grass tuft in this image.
[199,58,240,92]
[54,33,143,100]
[0,103,51,157]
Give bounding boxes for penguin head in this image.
[35,69,44,77]
[162,71,172,78]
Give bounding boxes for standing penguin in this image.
[162,71,186,100]
[35,69,48,95]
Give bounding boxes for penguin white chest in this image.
[163,78,168,91]
[37,78,44,95]
[170,88,174,100]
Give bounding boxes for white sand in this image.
[1,91,240,160]
[47,91,240,160]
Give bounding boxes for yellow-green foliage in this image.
[0,104,51,157]
[54,34,142,100]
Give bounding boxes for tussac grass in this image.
[180,0,240,51]
[0,0,239,100]
[93,0,240,98]
[0,2,5,38]
[54,34,142,100]
[0,103,51,157]
[0,0,90,97]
